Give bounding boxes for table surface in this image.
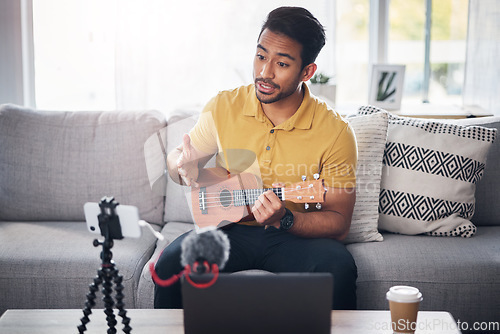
[0,309,461,334]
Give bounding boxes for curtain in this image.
[463,0,500,115]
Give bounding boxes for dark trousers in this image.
[153,224,357,310]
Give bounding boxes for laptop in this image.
[181,272,333,334]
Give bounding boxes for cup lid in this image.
[386,286,423,303]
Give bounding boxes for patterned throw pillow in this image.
[358,105,497,237]
[344,112,388,243]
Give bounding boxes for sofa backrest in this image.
[0,104,166,224]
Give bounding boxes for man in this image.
[155,6,358,309]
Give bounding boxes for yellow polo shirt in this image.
[189,83,357,218]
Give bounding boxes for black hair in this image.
[259,7,326,69]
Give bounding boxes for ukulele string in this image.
[197,192,284,200]
[198,187,302,197]
[197,189,286,208]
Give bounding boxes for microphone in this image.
[180,226,230,273]
[150,227,230,288]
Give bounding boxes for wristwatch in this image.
[279,208,294,231]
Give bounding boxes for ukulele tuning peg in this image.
[305,203,309,210]
[313,173,320,180]
[301,175,307,181]
[316,203,322,210]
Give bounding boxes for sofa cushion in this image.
[0,104,166,224]
[444,116,500,226]
[358,106,497,237]
[344,112,388,243]
[0,221,158,314]
[347,226,500,324]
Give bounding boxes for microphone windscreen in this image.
[180,227,230,270]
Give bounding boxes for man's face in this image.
[253,29,305,104]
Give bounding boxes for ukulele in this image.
[190,168,326,229]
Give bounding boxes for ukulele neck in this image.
[233,188,283,207]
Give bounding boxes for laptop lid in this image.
[182,272,333,334]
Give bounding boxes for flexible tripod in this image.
[78,197,132,333]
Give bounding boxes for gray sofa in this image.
[1,104,499,329]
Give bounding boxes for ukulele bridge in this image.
[199,187,207,214]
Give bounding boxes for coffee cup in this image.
[386,286,423,334]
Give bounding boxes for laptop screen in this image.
[182,272,333,334]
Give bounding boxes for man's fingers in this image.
[251,197,262,213]
[174,133,200,187]
[177,134,193,168]
[178,166,199,188]
[252,191,280,215]
[179,173,199,188]
[182,134,192,159]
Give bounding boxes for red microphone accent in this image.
[192,260,210,274]
[149,261,185,287]
[149,260,220,288]
[184,262,220,289]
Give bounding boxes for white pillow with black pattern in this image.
[358,105,497,237]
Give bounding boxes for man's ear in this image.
[301,63,317,82]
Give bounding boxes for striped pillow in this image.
[344,112,388,243]
[358,105,497,237]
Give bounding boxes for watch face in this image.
[280,209,294,230]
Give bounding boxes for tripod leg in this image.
[114,270,132,333]
[102,266,118,333]
[78,271,103,333]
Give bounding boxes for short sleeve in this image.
[189,97,219,155]
[321,122,358,189]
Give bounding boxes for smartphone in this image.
[84,202,142,238]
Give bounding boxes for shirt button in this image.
[266,146,271,150]
[270,129,274,133]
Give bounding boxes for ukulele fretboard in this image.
[233,188,284,207]
[197,187,284,214]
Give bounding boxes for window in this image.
[331,0,469,113]
[31,0,335,113]
[335,0,370,107]
[387,0,469,106]
[32,0,116,111]
[9,0,495,115]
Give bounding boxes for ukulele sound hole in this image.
[219,189,232,208]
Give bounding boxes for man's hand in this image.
[174,134,200,187]
[251,183,286,229]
